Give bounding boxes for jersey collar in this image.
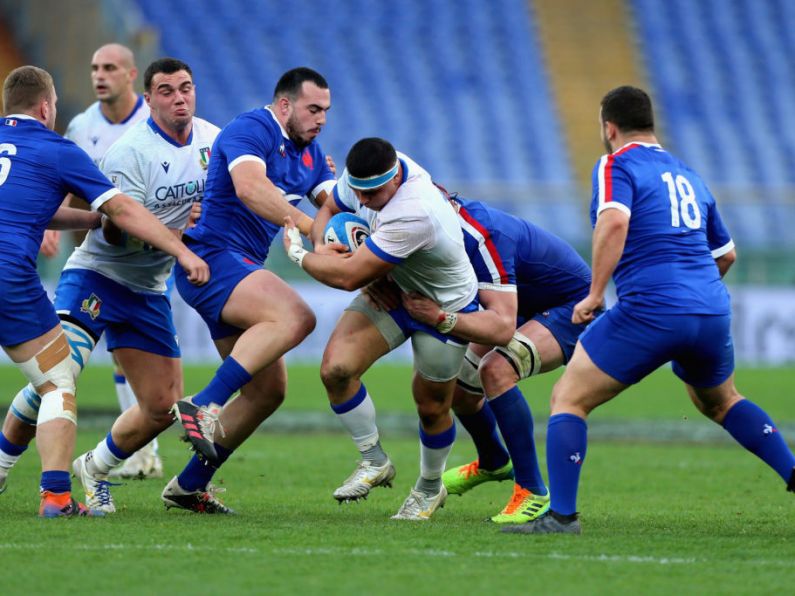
[613,141,662,154]
[100,94,145,125]
[264,106,290,139]
[147,116,193,148]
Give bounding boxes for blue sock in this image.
[489,386,547,495]
[546,413,588,516]
[722,399,795,482]
[192,356,252,408]
[456,401,510,471]
[177,444,234,491]
[0,432,28,456]
[40,470,71,494]
[105,432,131,460]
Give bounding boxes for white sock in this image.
[333,391,379,452]
[419,440,453,481]
[88,435,125,475]
[0,450,21,473]
[114,374,137,412]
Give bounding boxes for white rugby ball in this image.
[323,213,370,251]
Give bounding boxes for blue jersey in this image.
[0,115,119,272]
[453,197,591,317]
[186,107,334,263]
[591,142,733,315]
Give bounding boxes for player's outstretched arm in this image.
[402,289,517,345]
[46,205,102,230]
[99,193,209,285]
[231,161,315,236]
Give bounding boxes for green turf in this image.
[2,431,794,595]
[1,364,791,421]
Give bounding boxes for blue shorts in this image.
[54,269,179,358]
[521,299,592,363]
[0,264,60,346]
[175,240,260,340]
[579,303,734,387]
[387,298,480,346]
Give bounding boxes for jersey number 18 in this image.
[661,171,701,230]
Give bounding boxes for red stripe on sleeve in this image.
[458,207,510,284]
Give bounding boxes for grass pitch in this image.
[0,364,794,594]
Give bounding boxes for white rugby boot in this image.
[391,486,447,520]
[72,452,117,514]
[333,459,396,502]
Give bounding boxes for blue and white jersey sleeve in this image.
[221,116,275,173]
[57,141,120,210]
[705,198,734,258]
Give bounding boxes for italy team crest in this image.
[80,293,102,320]
[199,146,211,170]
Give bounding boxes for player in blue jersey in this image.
[503,86,795,535]
[400,193,593,524]
[0,66,208,516]
[162,67,335,513]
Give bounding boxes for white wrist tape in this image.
[286,226,308,268]
[435,311,458,334]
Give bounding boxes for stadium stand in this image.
[631,0,795,253]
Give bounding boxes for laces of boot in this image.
[462,461,480,479]
[198,408,226,440]
[95,480,118,506]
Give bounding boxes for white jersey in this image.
[335,153,477,312]
[64,117,220,293]
[64,96,150,165]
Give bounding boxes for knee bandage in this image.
[493,331,542,380]
[456,348,483,394]
[15,332,77,425]
[9,322,95,426]
[9,385,41,426]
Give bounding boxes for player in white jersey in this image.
[0,58,218,513]
[64,44,150,165]
[51,43,157,478]
[284,138,478,520]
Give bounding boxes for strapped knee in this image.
[493,331,542,380]
[10,385,41,426]
[456,347,483,394]
[15,332,77,425]
[60,318,96,377]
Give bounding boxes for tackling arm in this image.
[47,205,102,230]
[231,161,314,236]
[99,194,209,284]
[402,288,517,346]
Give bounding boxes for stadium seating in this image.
[132,0,589,245]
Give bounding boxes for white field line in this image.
[0,542,790,567]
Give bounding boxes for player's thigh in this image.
[113,348,183,408]
[222,269,315,330]
[321,308,392,384]
[411,331,467,384]
[551,342,628,415]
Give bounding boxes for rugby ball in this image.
[323,213,370,251]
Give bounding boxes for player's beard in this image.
[285,113,311,149]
